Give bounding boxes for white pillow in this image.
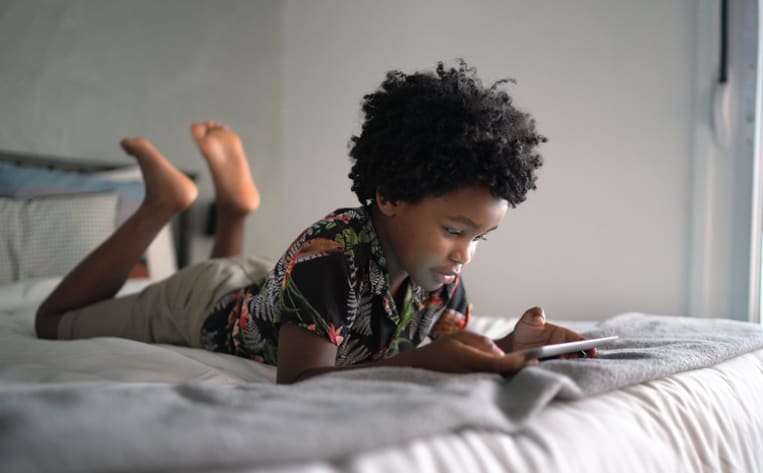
[0,217,14,283]
[0,193,118,283]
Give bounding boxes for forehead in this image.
[408,186,508,228]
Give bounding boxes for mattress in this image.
[1,276,762,473]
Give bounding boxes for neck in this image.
[370,205,408,297]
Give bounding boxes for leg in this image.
[35,138,198,339]
[191,121,260,258]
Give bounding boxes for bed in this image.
[1,153,763,473]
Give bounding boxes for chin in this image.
[414,276,443,292]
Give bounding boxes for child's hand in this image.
[403,330,538,375]
[500,306,596,359]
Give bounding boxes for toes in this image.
[120,137,147,155]
[207,120,229,132]
[191,121,229,140]
[190,123,207,140]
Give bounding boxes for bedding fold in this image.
[2,313,763,473]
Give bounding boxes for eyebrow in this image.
[446,216,498,233]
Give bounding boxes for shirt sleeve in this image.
[428,276,472,339]
[280,250,353,346]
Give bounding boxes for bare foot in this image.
[120,138,198,216]
[190,121,260,215]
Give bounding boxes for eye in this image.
[473,235,488,242]
[442,226,463,237]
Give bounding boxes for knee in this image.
[35,307,61,339]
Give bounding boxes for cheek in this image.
[421,232,453,260]
[400,227,449,263]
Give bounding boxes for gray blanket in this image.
[2,313,763,473]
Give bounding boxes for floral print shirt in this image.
[200,206,471,366]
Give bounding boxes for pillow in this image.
[0,161,144,200]
[0,161,179,283]
[0,161,144,225]
[0,193,119,283]
[90,166,144,226]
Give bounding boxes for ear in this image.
[375,191,399,217]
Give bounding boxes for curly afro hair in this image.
[348,59,546,208]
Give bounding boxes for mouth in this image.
[432,269,459,285]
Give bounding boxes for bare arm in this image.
[276,324,536,384]
[277,306,599,384]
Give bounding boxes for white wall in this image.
[282,0,701,320]
[0,0,285,260]
[1,0,752,321]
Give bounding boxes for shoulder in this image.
[304,207,369,241]
[302,207,375,257]
[279,207,371,270]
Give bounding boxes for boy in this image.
[36,60,593,384]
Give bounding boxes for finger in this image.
[559,346,597,360]
[462,346,536,373]
[518,306,546,327]
[544,323,586,345]
[495,353,538,372]
[454,331,505,355]
[488,342,505,356]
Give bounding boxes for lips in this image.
[432,269,458,285]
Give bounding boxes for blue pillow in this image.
[0,161,144,201]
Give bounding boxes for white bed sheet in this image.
[1,277,762,473]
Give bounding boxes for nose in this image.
[449,241,476,266]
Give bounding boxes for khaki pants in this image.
[58,256,273,348]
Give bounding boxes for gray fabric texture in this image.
[2,313,763,473]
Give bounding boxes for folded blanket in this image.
[2,313,763,473]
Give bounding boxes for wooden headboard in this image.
[0,148,197,269]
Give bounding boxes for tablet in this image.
[517,335,618,361]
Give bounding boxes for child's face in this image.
[379,186,508,292]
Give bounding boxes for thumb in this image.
[520,306,546,326]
